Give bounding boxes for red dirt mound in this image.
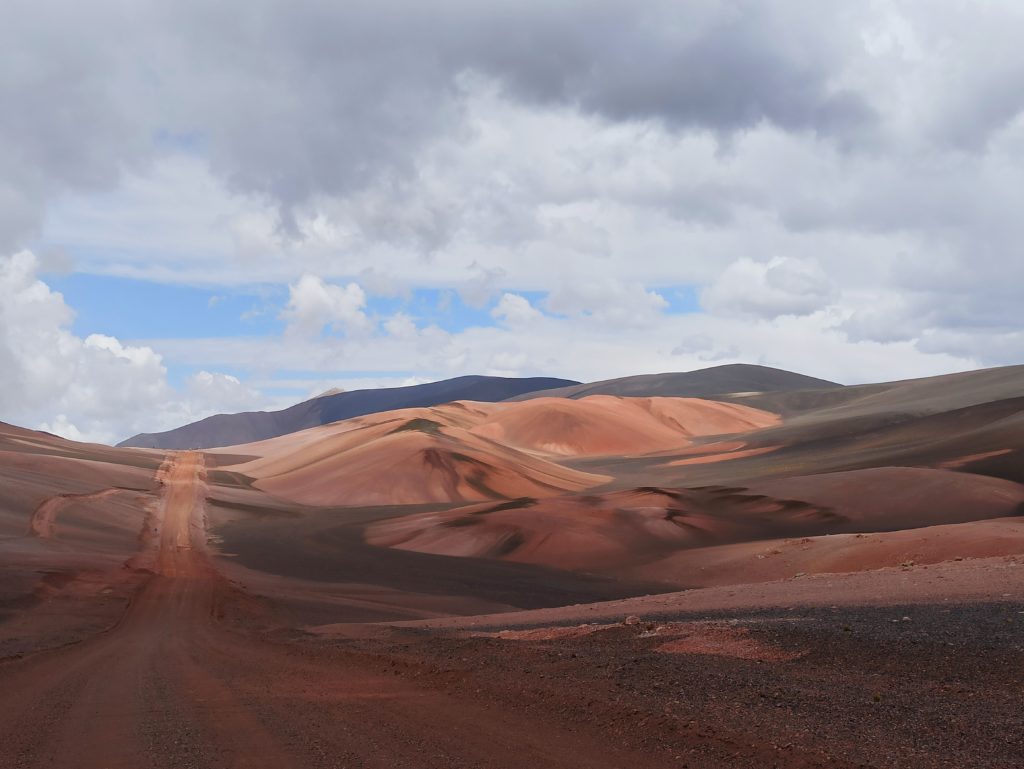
[747,466,1024,531]
[467,396,777,457]
[366,468,1024,573]
[230,415,609,507]
[364,486,837,570]
[628,516,1024,587]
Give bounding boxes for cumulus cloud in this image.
[702,256,837,320]
[491,293,542,325]
[383,312,418,340]
[280,275,371,337]
[0,252,263,443]
[545,280,668,327]
[184,371,263,414]
[151,300,978,388]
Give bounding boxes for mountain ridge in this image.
[507,363,840,401]
[118,375,579,450]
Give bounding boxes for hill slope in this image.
[215,395,778,506]
[507,364,839,402]
[117,375,578,450]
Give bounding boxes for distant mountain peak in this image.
[313,387,345,399]
[507,363,840,402]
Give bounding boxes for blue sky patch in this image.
[44,272,286,340]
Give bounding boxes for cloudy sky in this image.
[2,0,1023,443]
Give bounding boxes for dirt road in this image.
[0,453,765,769]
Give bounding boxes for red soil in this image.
[628,516,1024,586]
[665,444,779,465]
[366,467,1024,575]
[748,466,1024,530]
[3,451,818,769]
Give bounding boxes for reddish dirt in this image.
[628,517,1024,586]
[665,444,779,465]
[0,461,1021,766]
[363,469,1024,576]
[28,488,126,538]
[3,377,1024,768]
[241,421,610,506]
[2,452,848,769]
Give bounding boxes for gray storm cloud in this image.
[1,0,874,245]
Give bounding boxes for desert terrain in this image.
[1,365,1023,767]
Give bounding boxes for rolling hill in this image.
[117,375,578,450]
[507,363,840,401]
[120,364,836,450]
[214,395,777,507]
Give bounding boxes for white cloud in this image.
[383,312,418,339]
[0,251,266,444]
[491,293,542,325]
[184,371,263,414]
[280,274,371,337]
[702,256,838,320]
[29,84,1024,381]
[148,299,978,389]
[37,415,85,443]
[545,280,668,327]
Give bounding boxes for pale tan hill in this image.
[218,395,778,506]
[226,409,610,507]
[466,396,777,457]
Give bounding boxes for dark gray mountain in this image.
[118,375,578,450]
[507,364,840,401]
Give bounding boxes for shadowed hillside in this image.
[507,363,839,401]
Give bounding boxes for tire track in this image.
[28,488,130,538]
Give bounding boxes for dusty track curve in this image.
[29,488,129,539]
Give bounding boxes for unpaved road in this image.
[1,453,791,769]
[1,452,1019,768]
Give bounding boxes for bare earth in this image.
[0,451,1019,767]
[3,368,1024,768]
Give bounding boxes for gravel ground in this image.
[326,600,1024,769]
